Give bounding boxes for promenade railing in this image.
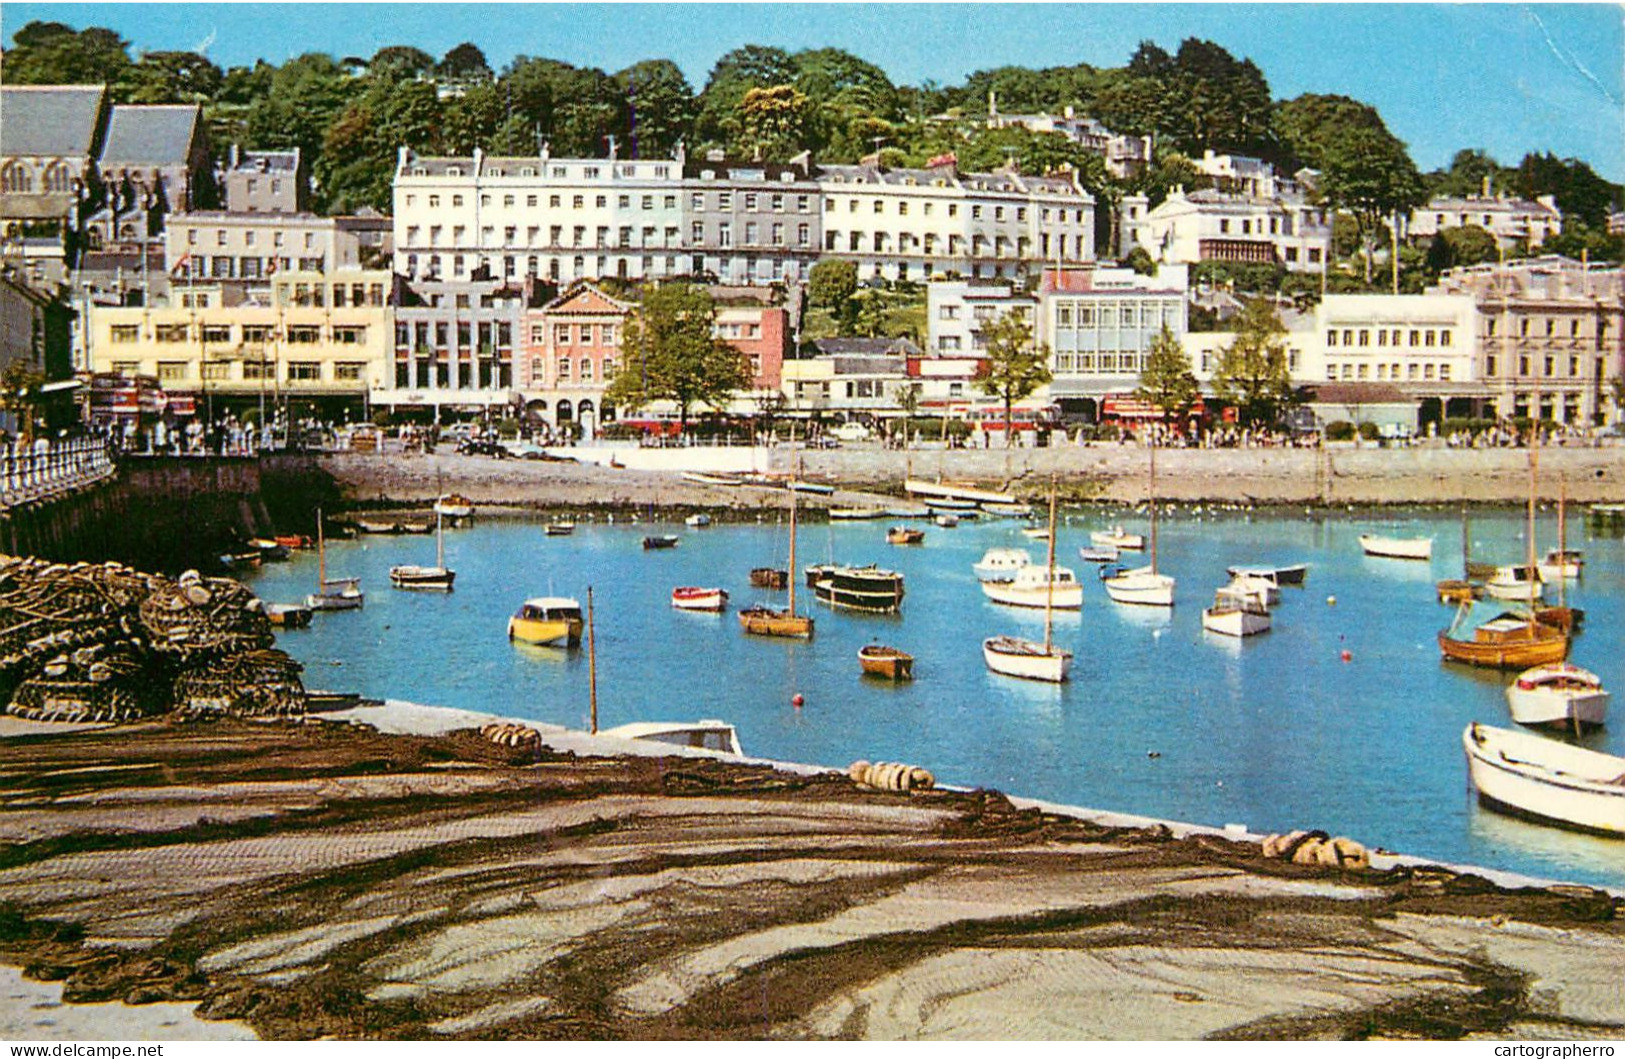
[0,437,119,509]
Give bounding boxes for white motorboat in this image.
[985,485,1072,683]
[983,634,1072,683]
[1359,534,1433,560]
[1078,545,1119,563]
[981,564,1083,609]
[973,547,1032,583]
[934,513,959,528]
[599,719,744,756]
[1482,563,1543,602]
[1101,564,1175,607]
[1020,525,1051,540]
[433,493,474,520]
[1462,722,1625,836]
[1090,527,1145,550]
[1538,548,1582,581]
[1505,663,1609,731]
[671,586,729,612]
[1223,573,1279,607]
[1201,586,1272,637]
[684,513,713,528]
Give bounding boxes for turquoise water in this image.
[241,506,1625,891]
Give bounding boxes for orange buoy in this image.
[1340,650,1352,663]
[792,693,805,709]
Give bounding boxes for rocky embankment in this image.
[317,445,1624,514]
[0,718,1621,1040]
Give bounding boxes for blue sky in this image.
[7,3,1623,180]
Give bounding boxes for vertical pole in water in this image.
[1149,438,1158,577]
[1557,475,1567,612]
[316,506,326,587]
[587,585,599,735]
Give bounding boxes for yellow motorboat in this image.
[508,596,584,647]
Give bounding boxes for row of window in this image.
[404,252,797,284]
[185,228,320,249]
[1327,327,1455,348]
[397,320,513,352]
[394,362,515,390]
[1328,361,1453,382]
[407,162,671,181]
[1053,351,1150,375]
[177,256,324,279]
[0,162,75,194]
[1486,316,1602,340]
[112,359,368,383]
[531,357,612,382]
[1214,214,1321,236]
[111,323,371,345]
[1053,300,1184,331]
[1484,354,1600,379]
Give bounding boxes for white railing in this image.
[0,437,118,507]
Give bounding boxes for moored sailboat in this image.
[740,464,814,639]
[1102,440,1174,607]
[985,484,1072,683]
[306,508,363,611]
[389,509,455,590]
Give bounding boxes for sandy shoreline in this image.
[317,444,1625,513]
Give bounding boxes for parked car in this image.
[831,422,871,442]
[456,438,509,458]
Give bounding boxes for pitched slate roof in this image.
[0,85,106,159]
[98,105,201,167]
[812,337,922,357]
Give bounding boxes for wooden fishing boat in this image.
[1438,604,1568,669]
[749,567,788,590]
[812,565,905,613]
[1202,586,1271,637]
[671,586,729,612]
[508,596,583,647]
[274,534,313,550]
[858,644,915,680]
[740,465,813,639]
[249,538,289,561]
[886,526,925,545]
[985,484,1072,683]
[786,479,835,495]
[1436,579,1482,605]
[1506,663,1609,731]
[390,509,455,591]
[1462,722,1625,837]
[355,518,400,535]
[1359,534,1433,560]
[642,535,680,550]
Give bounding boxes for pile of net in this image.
[0,555,305,723]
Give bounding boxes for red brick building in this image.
[520,282,631,435]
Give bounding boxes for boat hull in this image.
[1463,723,1625,837]
[738,608,813,638]
[749,568,789,590]
[508,616,582,647]
[1507,686,1610,729]
[389,566,455,590]
[1202,606,1271,637]
[1359,535,1433,560]
[980,580,1084,609]
[1438,626,1568,670]
[813,569,905,613]
[1090,530,1144,550]
[672,587,729,612]
[983,636,1071,683]
[858,647,914,680]
[1102,568,1175,607]
[307,589,363,611]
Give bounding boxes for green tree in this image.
[1135,326,1200,423]
[1274,94,1425,283]
[695,45,796,148]
[1213,299,1293,427]
[808,259,858,318]
[1426,148,1511,198]
[1513,152,1620,228]
[437,80,503,155]
[120,51,223,103]
[1437,225,1499,269]
[737,84,809,160]
[604,284,751,431]
[244,53,350,162]
[316,78,440,212]
[615,59,695,158]
[974,311,1052,447]
[368,46,435,81]
[0,361,47,444]
[438,42,491,80]
[3,22,132,86]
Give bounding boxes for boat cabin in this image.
[515,598,583,623]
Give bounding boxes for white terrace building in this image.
[1406,193,1563,250]
[393,146,685,285]
[1121,187,1331,273]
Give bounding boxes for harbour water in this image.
[243,504,1625,891]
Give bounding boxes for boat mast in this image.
[1148,437,1158,577]
[1557,475,1567,611]
[1460,502,1470,578]
[788,459,799,618]
[435,507,444,570]
[1527,397,1538,612]
[1044,479,1057,654]
[316,506,326,586]
[586,586,598,734]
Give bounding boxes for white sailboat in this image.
[390,508,455,590]
[985,485,1073,683]
[1102,440,1174,607]
[306,508,363,611]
